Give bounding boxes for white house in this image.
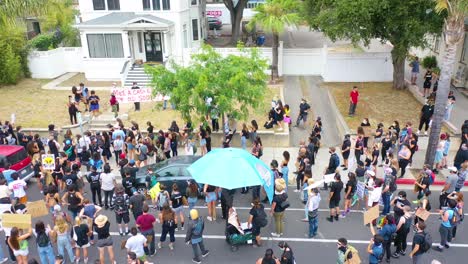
[75,0,206,82]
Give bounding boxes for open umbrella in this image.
[187,148,274,203]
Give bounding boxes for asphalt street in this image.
[7,180,468,264]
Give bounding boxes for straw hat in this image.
[275,178,286,192]
[190,209,199,220]
[94,215,108,228]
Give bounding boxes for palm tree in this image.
[424,0,467,167]
[248,0,301,79]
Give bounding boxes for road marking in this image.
[196,206,468,216]
[109,232,468,248]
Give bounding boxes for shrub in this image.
[422,55,438,69]
[0,41,22,84]
[29,33,58,51]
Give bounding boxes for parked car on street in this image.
[135,155,201,194]
[0,145,34,182]
[208,16,223,30]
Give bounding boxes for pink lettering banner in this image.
[207,10,222,17]
[111,88,169,103]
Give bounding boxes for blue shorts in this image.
[205,192,216,203]
[200,138,207,146]
[127,143,134,150]
[90,104,99,111]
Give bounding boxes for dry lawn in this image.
[326,82,422,132]
[58,73,118,88]
[123,86,280,130]
[0,78,110,128]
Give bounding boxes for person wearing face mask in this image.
[337,237,360,264]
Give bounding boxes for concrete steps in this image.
[124,65,152,87]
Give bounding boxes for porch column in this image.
[122,31,131,58]
[80,32,89,58]
[163,31,171,60]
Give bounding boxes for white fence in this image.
[282,48,324,76]
[28,47,83,79]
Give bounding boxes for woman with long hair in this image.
[186,181,199,211]
[448,192,464,240]
[256,248,280,264]
[398,144,412,178]
[199,125,207,156]
[250,120,258,144]
[241,123,249,150]
[7,227,32,264]
[170,183,185,231]
[341,172,357,218]
[248,198,267,247]
[101,131,112,163]
[280,151,290,191]
[72,216,91,263]
[159,204,177,250]
[94,215,116,264]
[203,184,218,221]
[53,215,75,263]
[34,221,55,264]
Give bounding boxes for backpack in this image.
[192,219,204,236]
[449,208,462,227]
[278,193,290,210]
[254,207,268,228]
[36,231,50,247]
[389,175,397,193]
[158,191,168,208]
[419,232,432,253]
[428,172,435,185]
[332,154,340,169]
[258,147,263,158]
[73,225,89,246]
[344,245,362,264]
[114,194,128,214]
[373,244,384,261]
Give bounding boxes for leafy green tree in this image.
[41,0,80,46]
[145,45,269,123]
[303,0,445,89]
[248,0,301,79]
[0,41,22,84]
[425,0,467,167]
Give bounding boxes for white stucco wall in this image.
[28,48,84,79]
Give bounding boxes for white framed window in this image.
[152,0,161,10]
[93,0,105,10]
[143,0,151,10]
[87,33,124,58]
[92,0,120,11]
[461,34,468,64]
[162,0,170,10]
[191,0,198,5]
[138,32,143,53]
[107,0,120,10]
[183,24,188,48]
[192,19,199,41]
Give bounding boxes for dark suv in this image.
[208,16,222,30]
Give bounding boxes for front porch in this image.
[76,12,175,83]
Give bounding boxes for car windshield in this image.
[144,159,170,174]
[3,149,28,168]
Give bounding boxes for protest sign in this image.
[363,205,379,225]
[415,208,431,221]
[323,173,335,183]
[303,180,324,190]
[26,200,49,218]
[111,88,168,103]
[356,182,365,199]
[347,156,356,171]
[1,214,31,229]
[41,154,55,170]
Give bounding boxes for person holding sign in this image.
[370,215,396,263]
[7,226,32,264]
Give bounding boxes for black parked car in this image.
[208,16,223,30]
[135,156,201,195]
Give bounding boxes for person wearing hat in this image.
[295,98,310,127]
[271,178,288,237]
[439,166,458,209]
[185,209,209,264]
[94,215,116,264]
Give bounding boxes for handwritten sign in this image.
[207,10,222,17]
[363,205,379,225]
[356,181,365,199]
[111,88,169,103]
[41,154,55,170]
[1,214,31,229]
[415,208,430,221]
[26,200,49,218]
[323,173,335,183]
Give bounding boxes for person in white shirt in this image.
[7,173,27,204]
[125,227,147,260]
[307,187,321,238]
[0,178,11,200]
[100,164,116,209]
[113,135,124,164]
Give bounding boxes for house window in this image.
[138,32,143,53]
[142,0,151,10]
[191,0,197,5]
[162,0,170,10]
[183,24,188,48]
[461,34,468,63]
[93,0,105,10]
[87,33,124,58]
[192,19,199,41]
[107,0,120,10]
[152,0,161,10]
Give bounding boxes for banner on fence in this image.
[111,88,169,103]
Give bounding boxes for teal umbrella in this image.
[187,148,274,203]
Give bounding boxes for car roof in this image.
[137,155,201,176]
[0,145,24,156]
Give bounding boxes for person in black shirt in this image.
[391,191,411,219]
[417,100,434,135]
[122,172,135,197]
[295,99,310,127]
[322,147,340,191]
[381,134,392,165]
[63,167,78,187]
[327,174,343,222]
[341,135,351,170]
[422,69,432,97]
[87,166,102,206]
[131,82,140,111]
[409,222,427,263]
[371,144,379,167]
[278,241,295,264]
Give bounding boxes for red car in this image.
[0,145,35,181]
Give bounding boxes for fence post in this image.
[321,44,328,80]
[278,41,284,77]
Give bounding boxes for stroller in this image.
[225,223,254,252]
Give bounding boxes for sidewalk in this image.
[41,72,114,90]
[404,66,467,133]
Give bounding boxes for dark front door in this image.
[144,32,163,62]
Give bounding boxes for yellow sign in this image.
[1,214,31,229]
[41,154,55,170]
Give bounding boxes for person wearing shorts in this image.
[327,174,343,223]
[94,215,116,264]
[171,183,185,231]
[204,184,218,221]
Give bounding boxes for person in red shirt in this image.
[349,86,359,116]
[136,204,156,256]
